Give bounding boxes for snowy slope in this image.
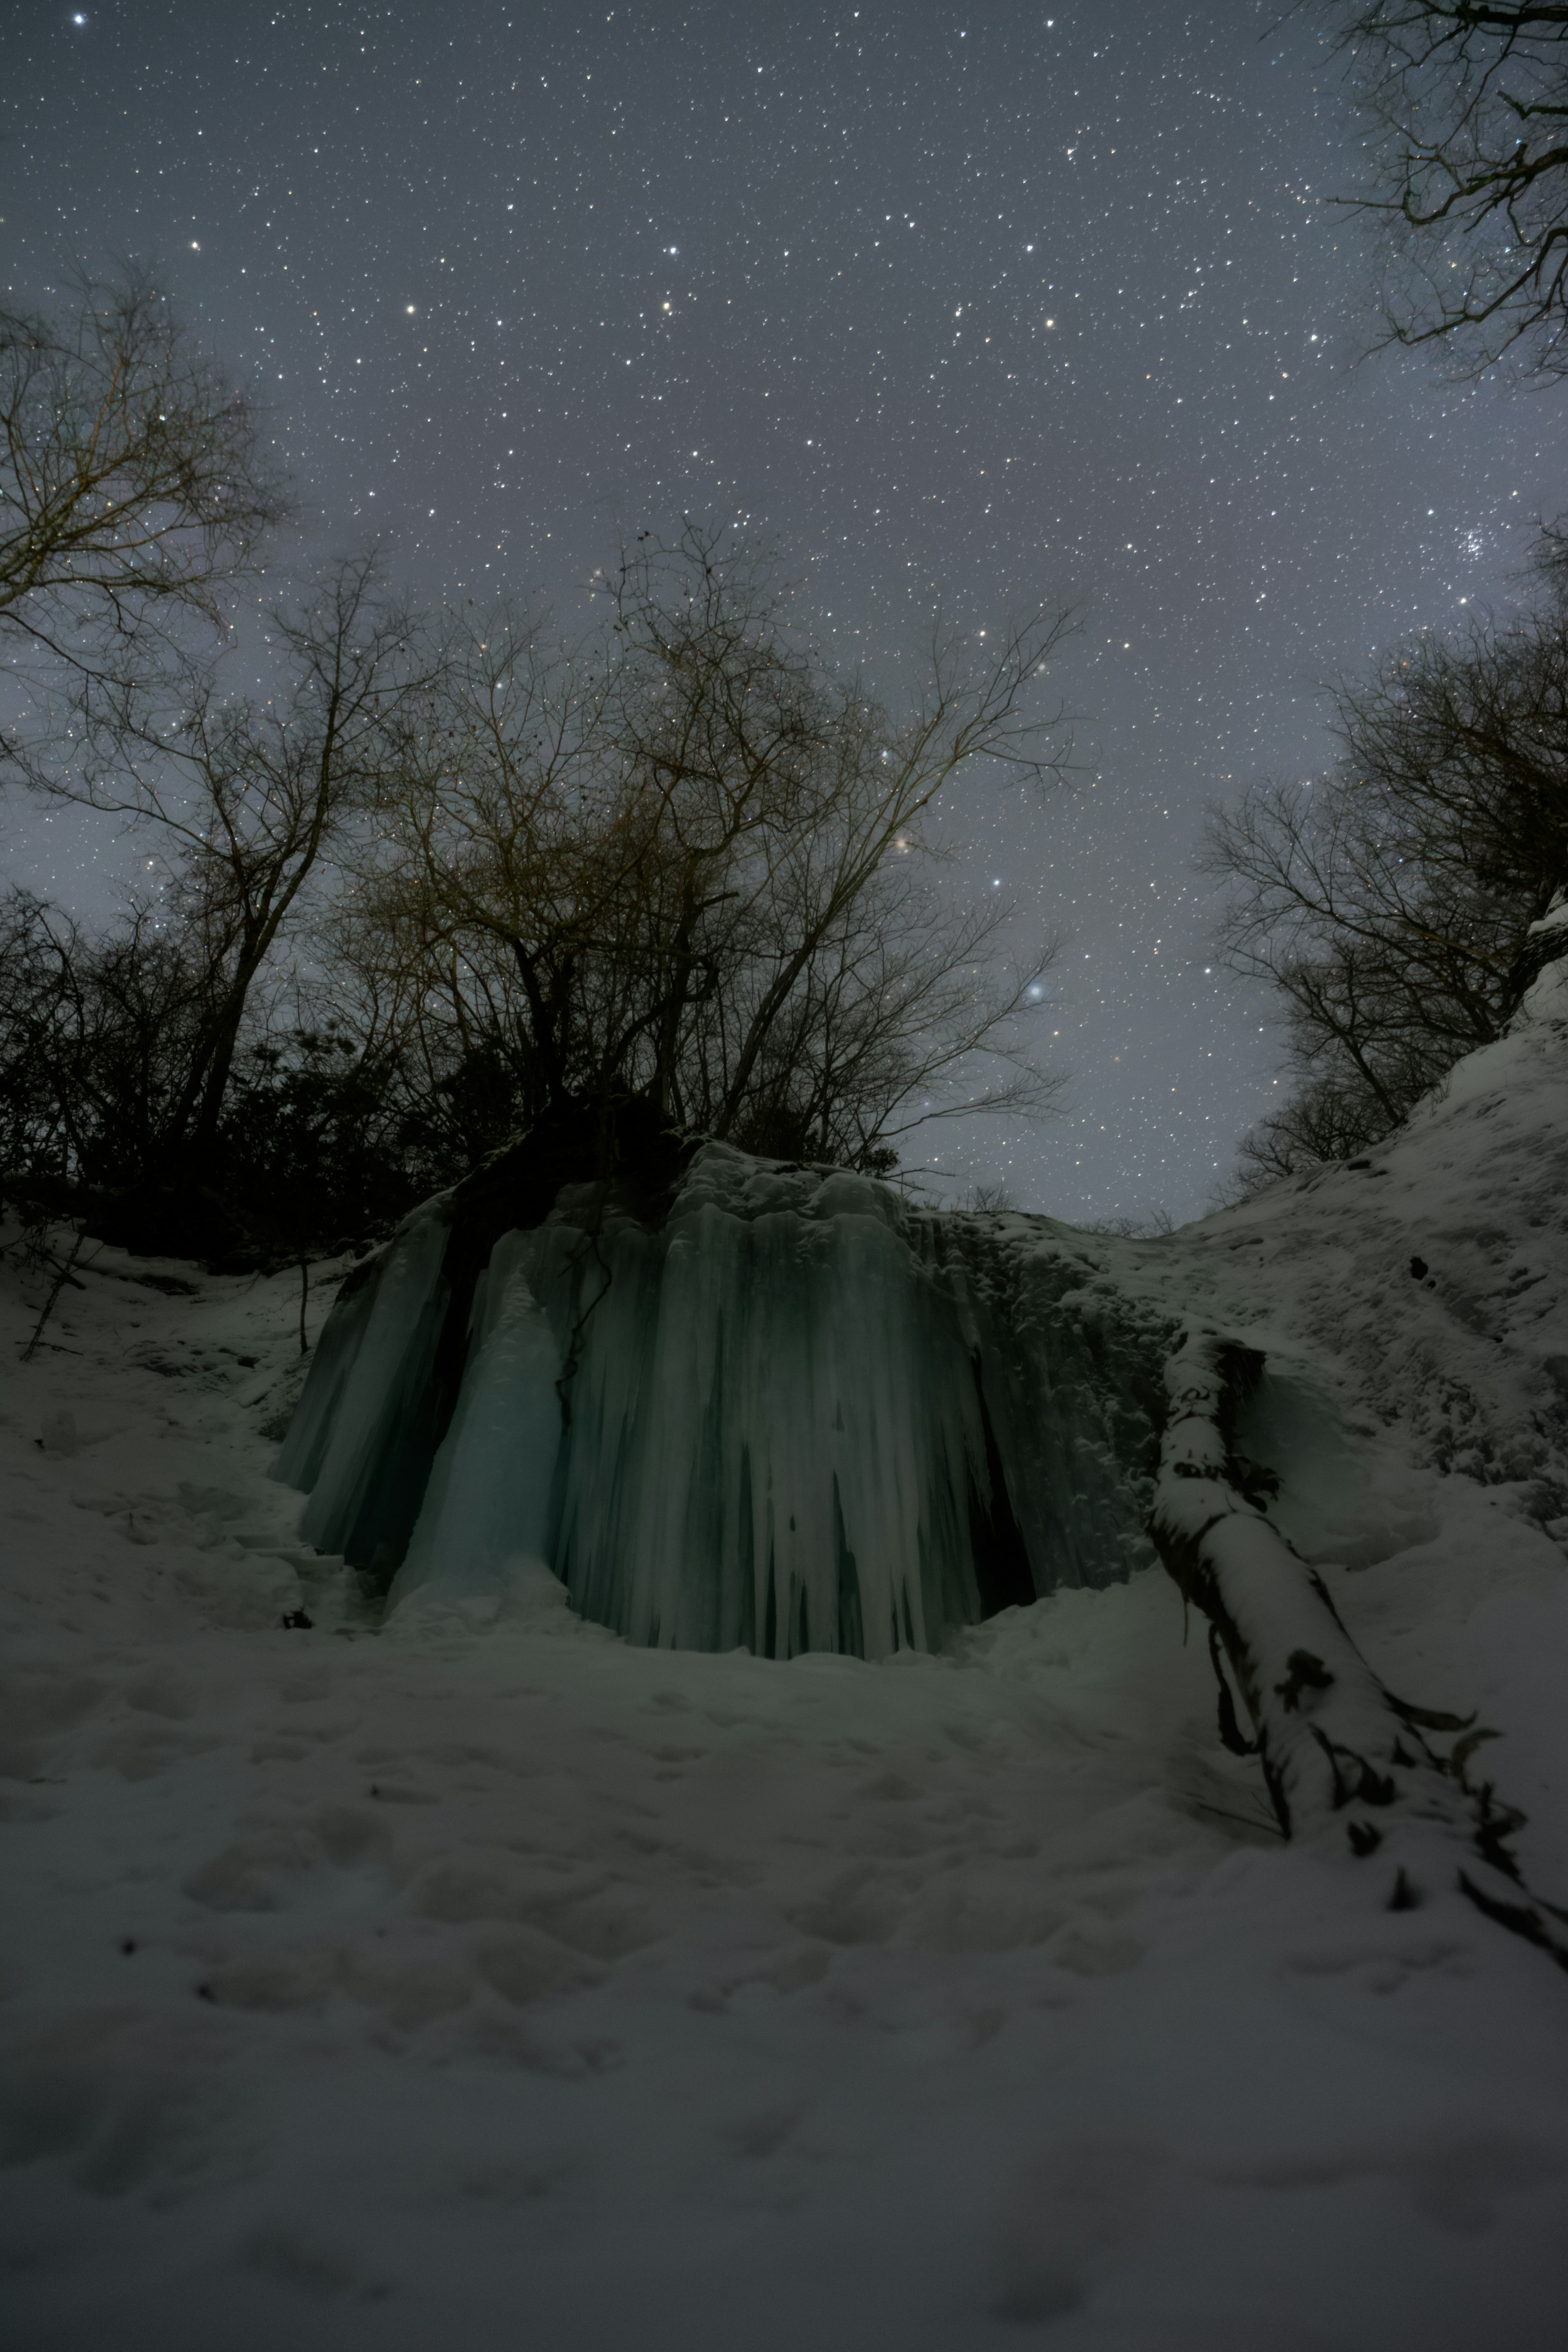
[1,967,1565,2351]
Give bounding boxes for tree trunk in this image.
[1149,1327,1568,1963]
[187,983,253,1157]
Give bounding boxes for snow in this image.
[2,960,1566,2347]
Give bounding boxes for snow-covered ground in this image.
[3,976,1566,2350]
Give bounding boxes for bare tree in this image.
[1223,1071,1401,1194]
[352,526,1073,1173]
[1209,773,1510,1096]
[0,889,211,1196]
[1331,590,1568,919]
[697,875,1059,1170]
[0,884,432,1263]
[37,555,424,1168]
[1326,1,1568,374]
[1206,582,1568,1184]
[1,268,285,665]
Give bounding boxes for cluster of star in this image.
[5,0,1552,1219]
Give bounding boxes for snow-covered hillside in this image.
[2,961,1565,2350]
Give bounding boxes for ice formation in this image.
[276,1144,1170,1656]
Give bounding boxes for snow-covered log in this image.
[1151,1327,1568,1960]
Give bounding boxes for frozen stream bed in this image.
[2,984,1567,2349]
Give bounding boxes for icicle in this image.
[276,1144,1170,1655]
[539,1152,1002,1658]
[276,1200,452,1572]
[388,1232,563,1610]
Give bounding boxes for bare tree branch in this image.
[0,267,287,671]
[29,553,426,1166]
[344,524,1077,1174]
[1325,1,1568,373]
[1206,569,1568,1190]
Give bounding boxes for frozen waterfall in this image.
[275,1143,1169,1656]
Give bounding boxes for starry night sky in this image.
[4,0,1565,1221]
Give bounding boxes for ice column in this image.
[276,1142,1167,1653]
[388,1231,564,1609]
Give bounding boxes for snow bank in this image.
[2,989,1564,2350]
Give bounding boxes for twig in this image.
[20,1228,88,1362]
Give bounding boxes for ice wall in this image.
[277,1143,1171,1655]
[273,1204,454,1576]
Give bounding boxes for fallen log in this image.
[1149,1328,1568,1964]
